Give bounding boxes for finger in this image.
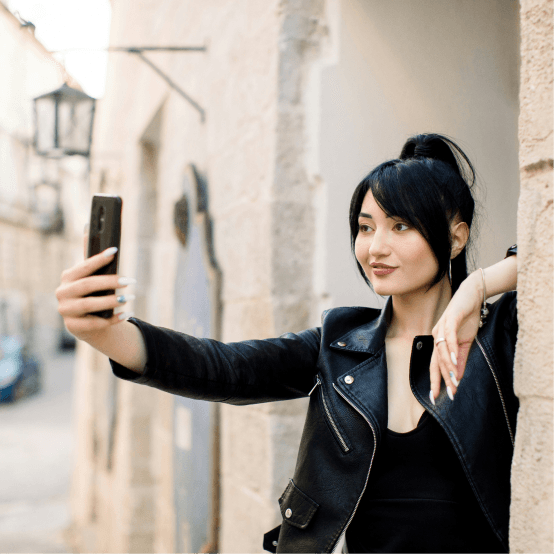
[59,292,134,319]
[83,224,89,259]
[437,344,457,401]
[57,274,129,301]
[61,247,118,284]
[64,310,130,337]
[456,343,471,382]
[445,323,460,381]
[436,337,458,393]
[429,346,441,405]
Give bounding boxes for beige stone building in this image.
[71,0,552,552]
[0,2,88,362]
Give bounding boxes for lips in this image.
[370,265,397,276]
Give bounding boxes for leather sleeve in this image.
[110,317,321,406]
[505,244,517,258]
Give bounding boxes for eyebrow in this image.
[359,212,392,219]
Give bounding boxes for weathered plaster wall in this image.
[510,0,553,551]
[72,0,326,552]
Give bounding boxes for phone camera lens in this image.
[98,206,106,232]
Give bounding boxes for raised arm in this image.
[429,247,517,401]
[56,242,321,402]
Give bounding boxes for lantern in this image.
[34,83,95,157]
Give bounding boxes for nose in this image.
[368,228,391,258]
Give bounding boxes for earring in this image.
[448,259,452,283]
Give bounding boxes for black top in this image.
[345,411,505,553]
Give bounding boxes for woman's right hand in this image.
[55,246,135,343]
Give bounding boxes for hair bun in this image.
[399,133,475,186]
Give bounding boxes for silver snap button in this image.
[345,375,354,385]
[272,541,278,547]
[416,341,423,350]
[285,508,292,518]
[337,341,346,347]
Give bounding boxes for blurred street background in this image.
[0,350,75,553]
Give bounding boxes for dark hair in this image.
[349,133,477,294]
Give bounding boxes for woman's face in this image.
[354,190,441,298]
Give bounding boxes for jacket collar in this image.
[330,296,392,354]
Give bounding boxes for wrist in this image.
[464,269,485,298]
[458,270,486,312]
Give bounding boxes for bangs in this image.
[368,159,452,248]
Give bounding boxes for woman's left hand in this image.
[429,271,484,403]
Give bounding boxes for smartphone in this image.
[86,194,122,318]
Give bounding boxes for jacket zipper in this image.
[308,376,321,396]
[331,383,377,553]
[475,337,515,446]
[309,376,350,453]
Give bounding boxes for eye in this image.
[394,222,410,232]
[358,223,373,233]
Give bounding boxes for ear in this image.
[451,221,469,258]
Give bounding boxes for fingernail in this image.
[447,386,454,401]
[449,371,459,387]
[429,390,436,406]
[103,246,118,257]
[118,311,134,321]
[118,277,137,286]
[450,352,457,366]
[116,294,136,303]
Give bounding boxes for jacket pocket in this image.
[279,479,319,529]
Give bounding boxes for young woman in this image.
[56,134,518,553]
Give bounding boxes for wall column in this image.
[510,0,553,551]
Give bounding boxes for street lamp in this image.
[33,83,96,157]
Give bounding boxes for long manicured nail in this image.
[450,352,457,366]
[103,246,118,257]
[449,371,459,387]
[447,386,454,401]
[118,311,134,320]
[116,294,135,304]
[118,277,137,286]
[429,390,435,406]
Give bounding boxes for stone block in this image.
[221,297,274,341]
[510,397,553,552]
[270,200,314,299]
[130,415,152,459]
[220,478,276,553]
[221,404,270,495]
[128,487,156,527]
[518,0,553,168]
[515,168,553,398]
[215,205,272,302]
[128,532,155,554]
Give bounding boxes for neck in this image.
[387,277,452,339]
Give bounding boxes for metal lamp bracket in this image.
[113,47,206,122]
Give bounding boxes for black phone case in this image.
[86,194,122,318]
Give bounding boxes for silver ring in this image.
[435,337,446,346]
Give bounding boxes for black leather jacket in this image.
[112,276,518,553]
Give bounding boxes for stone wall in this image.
[510,0,553,551]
